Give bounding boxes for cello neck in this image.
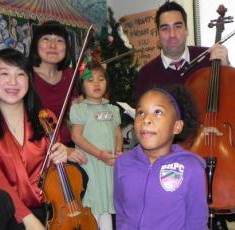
[206,5,231,113]
[206,60,220,113]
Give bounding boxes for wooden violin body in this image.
[43,163,98,230]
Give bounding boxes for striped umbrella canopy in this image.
[0,0,92,28]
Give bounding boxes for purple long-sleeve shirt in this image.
[114,144,208,230]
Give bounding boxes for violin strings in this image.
[57,163,78,228]
[59,164,82,228]
[56,164,79,227]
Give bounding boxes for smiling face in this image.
[37,34,66,65]
[134,90,183,161]
[157,10,188,59]
[0,60,28,106]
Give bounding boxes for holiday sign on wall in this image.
[120,9,160,67]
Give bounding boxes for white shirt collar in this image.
[161,46,190,69]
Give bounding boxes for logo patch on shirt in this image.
[159,162,184,192]
[94,111,113,121]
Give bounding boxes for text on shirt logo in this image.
[94,111,113,121]
[159,162,184,192]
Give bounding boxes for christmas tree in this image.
[96,8,139,126]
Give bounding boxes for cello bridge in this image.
[203,126,223,136]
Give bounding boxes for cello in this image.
[38,25,98,230]
[185,5,235,217]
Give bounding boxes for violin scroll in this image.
[39,109,57,137]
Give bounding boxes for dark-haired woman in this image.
[29,21,88,166]
[0,48,68,229]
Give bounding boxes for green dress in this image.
[69,98,121,215]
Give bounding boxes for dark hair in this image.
[77,63,109,97]
[155,1,187,30]
[138,84,198,143]
[29,20,71,70]
[0,48,44,140]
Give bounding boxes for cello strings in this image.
[205,60,220,157]
[211,61,220,156]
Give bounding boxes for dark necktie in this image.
[170,59,185,70]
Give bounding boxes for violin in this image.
[39,109,98,230]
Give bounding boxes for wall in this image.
[107,0,195,45]
[108,0,164,19]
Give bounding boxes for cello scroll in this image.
[181,5,233,76]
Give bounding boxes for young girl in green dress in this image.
[69,62,123,230]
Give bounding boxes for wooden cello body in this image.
[185,65,235,212]
[184,5,235,214]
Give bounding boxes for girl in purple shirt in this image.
[114,85,208,230]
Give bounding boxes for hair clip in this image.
[79,56,92,80]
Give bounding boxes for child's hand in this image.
[49,143,68,164]
[115,151,123,158]
[98,150,115,166]
[67,147,88,164]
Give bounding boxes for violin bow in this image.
[101,49,135,64]
[39,25,94,179]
